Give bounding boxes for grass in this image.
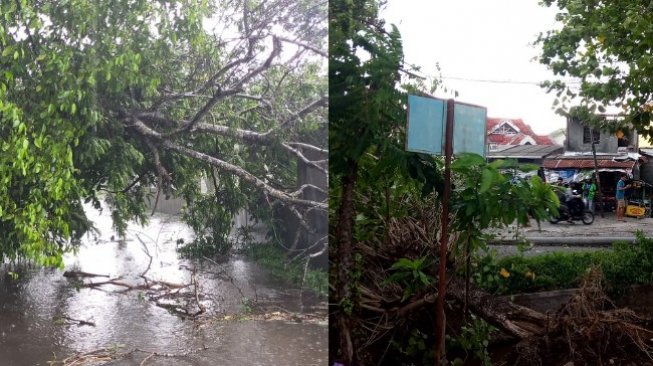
[241,242,328,298]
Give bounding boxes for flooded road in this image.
[0,206,327,365]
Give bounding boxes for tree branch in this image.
[164,140,326,210]
[127,118,325,210]
[149,92,212,112]
[164,36,282,137]
[290,184,327,197]
[286,142,328,154]
[97,173,144,194]
[144,140,169,180]
[276,35,327,58]
[282,143,328,175]
[193,123,273,143]
[232,35,282,89]
[277,95,328,130]
[166,88,242,136]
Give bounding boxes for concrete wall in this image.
[299,149,327,265]
[146,193,184,215]
[567,117,637,153]
[279,148,328,268]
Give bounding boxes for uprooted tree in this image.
[0,0,327,267]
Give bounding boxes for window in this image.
[583,127,600,144]
[495,122,518,135]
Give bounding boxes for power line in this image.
[441,75,582,85]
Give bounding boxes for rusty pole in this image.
[591,137,605,217]
[434,99,454,365]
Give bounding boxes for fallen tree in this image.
[0,0,327,266]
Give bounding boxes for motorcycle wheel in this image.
[548,209,560,224]
[582,211,594,225]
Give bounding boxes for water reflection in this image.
[0,206,326,365]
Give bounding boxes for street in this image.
[487,211,653,256]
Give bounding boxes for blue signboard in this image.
[406,95,446,155]
[406,95,488,156]
[453,103,487,156]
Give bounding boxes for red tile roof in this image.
[487,118,553,145]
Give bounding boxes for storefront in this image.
[543,153,645,212]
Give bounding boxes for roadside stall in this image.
[543,152,645,212]
[625,179,653,218]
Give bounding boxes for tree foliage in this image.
[0,0,327,266]
[329,0,445,363]
[537,0,653,137]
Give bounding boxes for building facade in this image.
[566,116,638,153]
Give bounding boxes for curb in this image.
[489,236,636,247]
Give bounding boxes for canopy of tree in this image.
[0,0,327,266]
[537,0,653,136]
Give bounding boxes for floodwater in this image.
[0,206,327,365]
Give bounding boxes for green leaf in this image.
[452,153,485,171]
[489,159,505,169]
[1,46,12,58]
[479,168,493,193]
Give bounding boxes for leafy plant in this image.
[241,298,254,314]
[447,315,496,366]
[242,243,328,297]
[383,257,433,301]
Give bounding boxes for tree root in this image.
[48,346,209,366]
[509,267,653,365]
[343,201,653,364]
[63,270,206,319]
[54,315,96,327]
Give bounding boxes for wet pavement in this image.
[488,211,653,257]
[489,211,653,242]
[0,206,327,366]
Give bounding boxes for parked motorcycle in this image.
[549,195,594,225]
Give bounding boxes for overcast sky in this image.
[381,0,566,136]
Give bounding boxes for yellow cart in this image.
[626,180,652,218]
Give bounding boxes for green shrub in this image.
[476,232,653,296]
[447,315,496,366]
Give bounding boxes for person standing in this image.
[582,179,591,207]
[586,178,597,212]
[616,173,631,222]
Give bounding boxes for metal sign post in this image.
[434,99,454,365]
[406,94,487,366]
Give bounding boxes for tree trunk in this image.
[334,161,359,365]
[447,276,547,339]
[394,275,547,340]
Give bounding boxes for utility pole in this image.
[591,133,604,217]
